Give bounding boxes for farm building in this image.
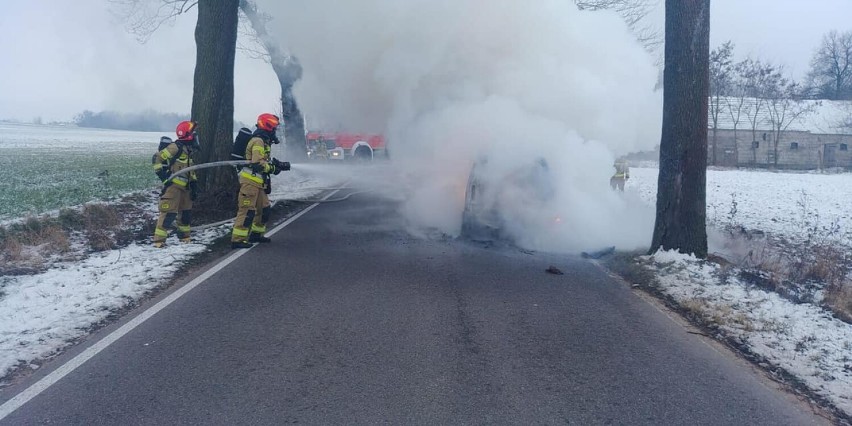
[708,98,852,169]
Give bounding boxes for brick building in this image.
[708,98,852,170]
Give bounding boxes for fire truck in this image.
[305,131,387,161]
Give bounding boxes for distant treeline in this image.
[74,110,190,132]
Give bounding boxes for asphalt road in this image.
[0,188,825,425]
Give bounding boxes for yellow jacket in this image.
[238,136,273,188]
[612,161,630,179]
[154,142,197,188]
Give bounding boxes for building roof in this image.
[709,97,852,135]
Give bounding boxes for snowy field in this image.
[0,122,163,151]
[629,167,852,249]
[629,167,852,417]
[0,123,163,221]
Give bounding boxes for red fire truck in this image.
[305,131,387,161]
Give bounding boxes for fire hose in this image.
[156,160,366,231]
[162,160,247,183]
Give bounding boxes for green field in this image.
[0,150,159,220]
[0,123,163,221]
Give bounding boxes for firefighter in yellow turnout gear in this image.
[152,121,200,248]
[231,113,290,249]
[610,159,630,191]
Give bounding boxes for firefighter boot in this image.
[249,233,271,243]
[177,212,192,243]
[231,241,253,249]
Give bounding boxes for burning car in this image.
[460,156,558,243]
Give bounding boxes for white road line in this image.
[0,189,341,421]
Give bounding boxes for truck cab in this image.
[306,131,386,161]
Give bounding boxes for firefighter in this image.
[610,159,630,191]
[231,113,289,249]
[152,121,200,248]
[314,138,329,161]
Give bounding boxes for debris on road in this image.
[546,266,564,275]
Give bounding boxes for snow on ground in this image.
[645,250,852,415]
[629,167,852,249]
[0,167,332,383]
[0,229,218,376]
[628,168,852,417]
[0,122,161,153]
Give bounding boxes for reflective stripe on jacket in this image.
[238,137,272,188]
[158,142,197,186]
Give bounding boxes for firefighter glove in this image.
[263,162,277,175]
[155,167,170,182]
[189,181,199,201]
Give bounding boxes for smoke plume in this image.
[259,0,662,253]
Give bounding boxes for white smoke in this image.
[259,0,662,253]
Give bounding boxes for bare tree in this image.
[650,0,709,258]
[574,0,650,25]
[111,0,308,164]
[110,0,240,216]
[839,103,852,133]
[723,60,751,167]
[238,0,307,162]
[109,0,198,43]
[766,80,820,167]
[709,41,734,166]
[574,0,663,59]
[737,58,778,164]
[807,30,852,100]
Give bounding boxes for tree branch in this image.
[108,0,198,43]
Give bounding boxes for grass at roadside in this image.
[0,149,157,221]
[0,192,158,275]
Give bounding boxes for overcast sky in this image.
[0,0,850,123]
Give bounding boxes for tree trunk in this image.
[650,0,709,258]
[751,125,758,164]
[240,0,308,162]
[191,0,240,219]
[732,126,739,167]
[773,137,778,167]
[277,69,308,163]
[711,127,717,165]
[773,128,783,168]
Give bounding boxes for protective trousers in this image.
[231,183,271,243]
[154,185,193,243]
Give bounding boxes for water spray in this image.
[158,160,365,234]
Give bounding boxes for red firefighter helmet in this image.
[256,113,280,132]
[175,120,197,140]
